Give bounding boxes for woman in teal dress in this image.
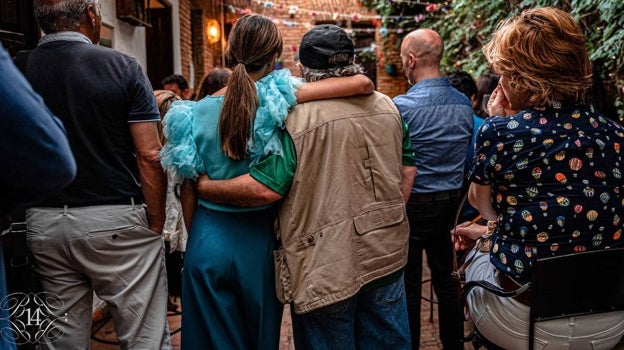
[160,14,373,350]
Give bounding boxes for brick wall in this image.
[269,0,408,98]
[186,0,408,98]
[179,0,192,86]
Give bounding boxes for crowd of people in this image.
[1,1,623,350]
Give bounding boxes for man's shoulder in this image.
[295,91,396,113]
[397,85,471,108]
[35,40,136,64]
[87,44,137,64]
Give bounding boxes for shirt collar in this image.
[408,77,449,92]
[38,31,92,46]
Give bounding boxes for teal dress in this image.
[160,69,301,350]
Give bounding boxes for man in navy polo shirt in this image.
[21,0,170,348]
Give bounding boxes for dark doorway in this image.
[0,0,39,57]
[146,4,173,90]
[351,23,377,89]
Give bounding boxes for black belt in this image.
[409,189,462,203]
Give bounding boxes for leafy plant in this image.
[360,0,624,120]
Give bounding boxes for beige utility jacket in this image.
[274,92,410,314]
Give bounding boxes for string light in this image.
[226,0,442,24]
[225,0,444,67]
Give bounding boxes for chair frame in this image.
[461,247,624,350]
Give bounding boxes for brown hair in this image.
[154,89,181,144]
[220,14,283,160]
[196,67,232,100]
[482,7,591,107]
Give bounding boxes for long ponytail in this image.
[219,14,283,160]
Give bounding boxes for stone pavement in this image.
[91,256,624,350]
[91,290,444,350]
[91,257,445,350]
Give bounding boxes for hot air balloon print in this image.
[585,147,594,158]
[514,260,524,274]
[592,234,604,246]
[521,210,533,222]
[574,245,587,252]
[556,196,571,206]
[537,232,549,242]
[569,158,583,171]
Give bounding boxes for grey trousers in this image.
[465,249,624,350]
[26,204,171,350]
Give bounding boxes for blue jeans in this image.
[291,275,411,350]
[405,193,463,350]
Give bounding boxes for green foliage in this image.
[360,0,624,120]
[356,49,377,63]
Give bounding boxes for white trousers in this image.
[26,204,171,350]
[465,250,624,350]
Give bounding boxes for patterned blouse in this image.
[470,102,624,283]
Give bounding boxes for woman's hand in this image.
[451,221,488,251]
[487,85,517,116]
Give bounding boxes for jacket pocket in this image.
[353,203,405,236]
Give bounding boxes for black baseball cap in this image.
[296,24,355,70]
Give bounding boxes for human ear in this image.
[87,5,96,26]
[408,53,416,68]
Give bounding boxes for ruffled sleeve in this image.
[160,100,205,180]
[248,69,303,163]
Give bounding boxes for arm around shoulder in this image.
[296,74,374,103]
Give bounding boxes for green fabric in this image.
[250,131,296,196]
[251,120,415,194]
[402,120,416,166]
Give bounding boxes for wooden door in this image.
[0,0,39,57]
[145,6,173,90]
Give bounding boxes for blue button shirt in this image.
[393,78,474,193]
